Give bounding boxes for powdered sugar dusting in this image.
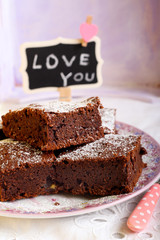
[100,108,116,134]
[28,97,100,113]
[0,139,55,171]
[57,135,140,161]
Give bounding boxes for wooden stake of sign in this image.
[81,16,93,47]
[58,87,71,102]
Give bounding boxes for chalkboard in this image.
[20,37,103,93]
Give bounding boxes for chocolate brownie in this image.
[0,135,146,201]
[54,134,147,196]
[0,139,57,201]
[2,97,104,151]
[0,122,6,140]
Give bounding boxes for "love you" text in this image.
[32,53,95,86]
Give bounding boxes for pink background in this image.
[0,0,160,99]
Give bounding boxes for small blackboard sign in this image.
[20,37,103,93]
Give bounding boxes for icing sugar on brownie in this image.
[28,96,103,113]
[100,108,116,134]
[0,139,55,171]
[56,135,141,161]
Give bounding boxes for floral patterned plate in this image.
[0,122,159,218]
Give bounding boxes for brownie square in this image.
[0,139,56,201]
[2,97,104,151]
[54,135,146,196]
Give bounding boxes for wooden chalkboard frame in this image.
[20,36,103,93]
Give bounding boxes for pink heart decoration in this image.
[80,23,98,42]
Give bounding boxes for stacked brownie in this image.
[0,97,146,201]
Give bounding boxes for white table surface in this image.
[0,88,160,240]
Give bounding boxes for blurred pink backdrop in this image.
[0,0,160,100]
